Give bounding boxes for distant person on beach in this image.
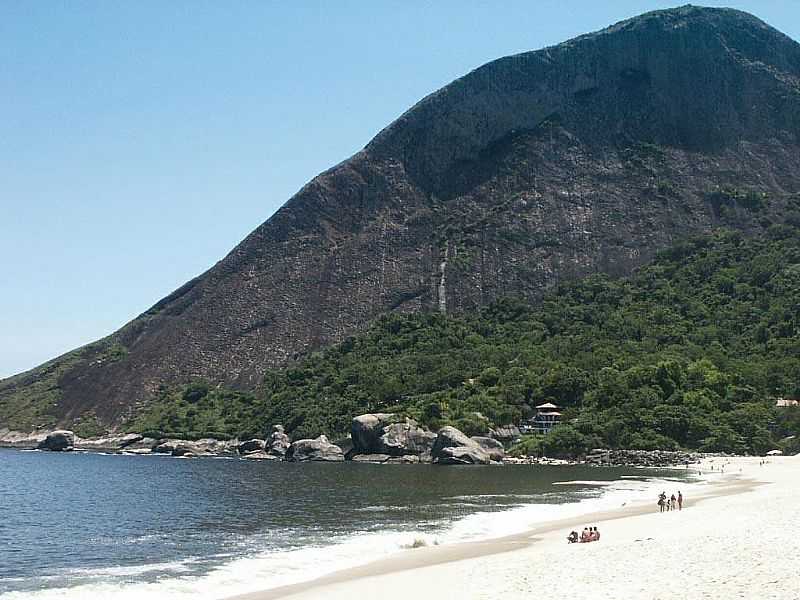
[678,491,683,510]
[567,531,579,543]
[658,491,667,512]
[580,528,589,542]
[592,526,600,541]
[670,494,677,510]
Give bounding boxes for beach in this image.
[228,456,800,600]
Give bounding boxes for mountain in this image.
[2,5,800,431]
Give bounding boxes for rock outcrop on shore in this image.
[0,427,712,468]
[431,426,492,465]
[120,437,158,453]
[586,449,700,467]
[73,433,143,452]
[349,414,436,461]
[7,421,502,465]
[241,450,279,460]
[286,435,345,462]
[0,429,49,448]
[37,430,75,452]
[140,437,239,457]
[471,437,506,462]
[348,416,507,465]
[235,426,292,459]
[238,439,266,455]
[268,425,291,457]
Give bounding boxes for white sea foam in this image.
[1,471,711,600]
[551,480,614,486]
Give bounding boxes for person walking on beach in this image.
[670,494,677,511]
[678,491,683,510]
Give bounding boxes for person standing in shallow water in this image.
[678,491,683,511]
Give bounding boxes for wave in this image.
[551,480,614,486]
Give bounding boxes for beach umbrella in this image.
[766,450,783,456]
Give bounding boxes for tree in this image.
[541,425,590,458]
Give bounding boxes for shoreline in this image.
[225,461,761,600]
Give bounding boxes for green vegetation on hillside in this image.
[128,227,800,454]
[0,340,124,432]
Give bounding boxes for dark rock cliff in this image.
[2,5,799,428]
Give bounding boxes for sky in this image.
[1,1,798,379]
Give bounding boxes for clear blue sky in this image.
[1,1,798,379]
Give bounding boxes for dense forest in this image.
[128,225,800,456]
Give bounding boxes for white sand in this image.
[229,456,800,600]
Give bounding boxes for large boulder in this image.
[286,435,344,462]
[351,413,397,453]
[238,439,266,455]
[435,446,491,465]
[37,430,75,452]
[381,421,436,457]
[152,438,235,456]
[193,438,238,455]
[471,436,505,462]
[432,426,490,465]
[268,425,291,457]
[431,426,474,455]
[350,414,436,459]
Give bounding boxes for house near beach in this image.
[520,402,563,435]
[775,398,799,408]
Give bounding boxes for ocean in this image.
[0,448,695,599]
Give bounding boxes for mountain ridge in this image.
[2,5,799,430]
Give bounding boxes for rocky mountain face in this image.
[2,5,799,429]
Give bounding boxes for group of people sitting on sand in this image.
[658,490,683,512]
[567,526,600,544]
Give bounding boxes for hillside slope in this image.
[129,227,800,454]
[2,5,800,430]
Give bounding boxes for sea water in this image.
[0,448,698,599]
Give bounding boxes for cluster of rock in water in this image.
[15,419,698,468]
